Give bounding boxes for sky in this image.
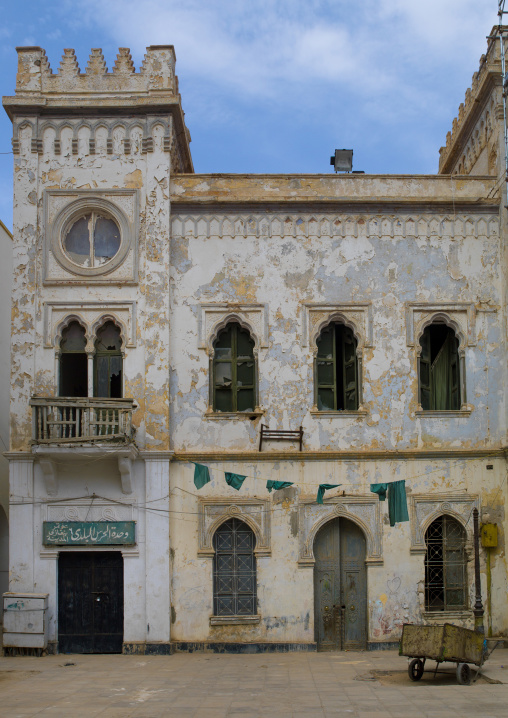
[0,0,499,230]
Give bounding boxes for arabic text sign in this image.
[43,521,135,546]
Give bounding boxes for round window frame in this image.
[52,197,131,277]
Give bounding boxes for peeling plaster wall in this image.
[169,196,503,453]
[169,457,508,645]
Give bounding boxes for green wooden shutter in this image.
[342,326,358,410]
[419,329,431,410]
[449,332,460,410]
[214,325,233,412]
[317,325,336,410]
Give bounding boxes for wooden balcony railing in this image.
[30,397,135,444]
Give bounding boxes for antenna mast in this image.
[498,1,508,182]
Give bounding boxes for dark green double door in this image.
[58,552,124,653]
[314,518,367,650]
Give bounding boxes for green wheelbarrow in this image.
[400,623,501,685]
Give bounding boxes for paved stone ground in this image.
[0,649,507,717]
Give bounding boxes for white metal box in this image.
[3,592,49,649]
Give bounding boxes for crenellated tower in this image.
[438,26,506,177]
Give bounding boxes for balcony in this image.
[31,397,135,445]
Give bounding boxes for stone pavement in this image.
[0,649,508,718]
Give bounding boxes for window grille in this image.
[425,515,467,611]
[213,518,257,616]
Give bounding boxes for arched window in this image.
[59,321,87,397]
[213,518,257,616]
[212,323,255,412]
[94,321,123,398]
[316,322,358,411]
[419,323,460,410]
[425,515,467,611]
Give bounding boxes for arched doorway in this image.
[313,517,367,650]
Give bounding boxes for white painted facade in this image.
[2,30,508,654]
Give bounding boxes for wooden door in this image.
[314,518,367,650]
[58,552,124,653]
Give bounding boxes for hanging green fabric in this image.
[370,481,409,526]
[194,463,211,490]
[225,472,247,490]
[387,480,409,527]
[316,484,341,504]
[266,481,294,493]
[370,483,388,501]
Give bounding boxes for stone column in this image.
[144,454,171,650]
[6,456,35,591]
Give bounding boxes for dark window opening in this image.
[316,323,358,411]
[94,321,123,398]
[213,518,257,616]
[213,323,255,412]
[419,323,460,410]
[59,322,87,397]
[425,515,467,611]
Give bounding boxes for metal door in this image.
[58,552,124,653]
[314,518,367,650]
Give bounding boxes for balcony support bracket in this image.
[40,458,57,496]
[118,456,134,494]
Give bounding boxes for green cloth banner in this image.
[194,463,211,489]
[225,472,247,490]
[370,480,409,526]
[266,481,294,493]
[316,484,341,504]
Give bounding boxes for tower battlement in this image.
[438,26,505,175]
[13,46,179,98]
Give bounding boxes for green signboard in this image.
[43,521,136,546]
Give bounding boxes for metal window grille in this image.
[425,515,467,611]
[213,518,257,616]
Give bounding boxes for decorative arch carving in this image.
[409,493,478,554]
[198,498,271,557]
[54,315,89,353]
[311,311,363,355]
[208,313,259,356]
[302,302,373,351]
[91,315,127,355]
[415,312,466,355]
[198,303,268,351]
[298,496,382,566]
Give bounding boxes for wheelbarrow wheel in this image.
[456,662,472,685]
[408,658,424,681]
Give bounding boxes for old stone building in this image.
[2,27,507,654]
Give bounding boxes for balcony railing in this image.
[31,397,135,444]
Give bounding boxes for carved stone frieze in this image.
[409,493,478,553]
[198,498,271,557]
[298,496,382,567]
[171,213,499,241]
[46,498,134,523]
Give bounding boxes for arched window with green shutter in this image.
[212,323,256,413]
[419,323,460,411]
[315,323,359,411]
[94,321,123,398]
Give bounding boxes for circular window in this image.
[64,212,121,268]
[51,196,132,278]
